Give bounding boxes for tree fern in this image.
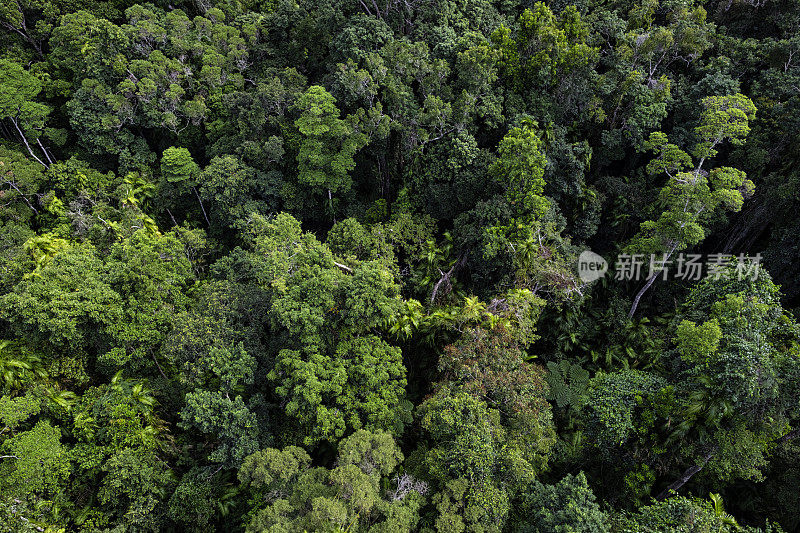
[545,360,590,409]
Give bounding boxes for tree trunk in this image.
[656,450,715,500]
[629,272,659,318]
[628,243,678,318]
[193,186,211,227]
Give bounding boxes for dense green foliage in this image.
[1,0,800,531]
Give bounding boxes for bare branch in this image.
[192,186,211,227]
[10,117,47,168]
[2,178,39,214]
[36,138,54,166]
[333,260,353,273]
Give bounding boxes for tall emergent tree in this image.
[627,94,757,317]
